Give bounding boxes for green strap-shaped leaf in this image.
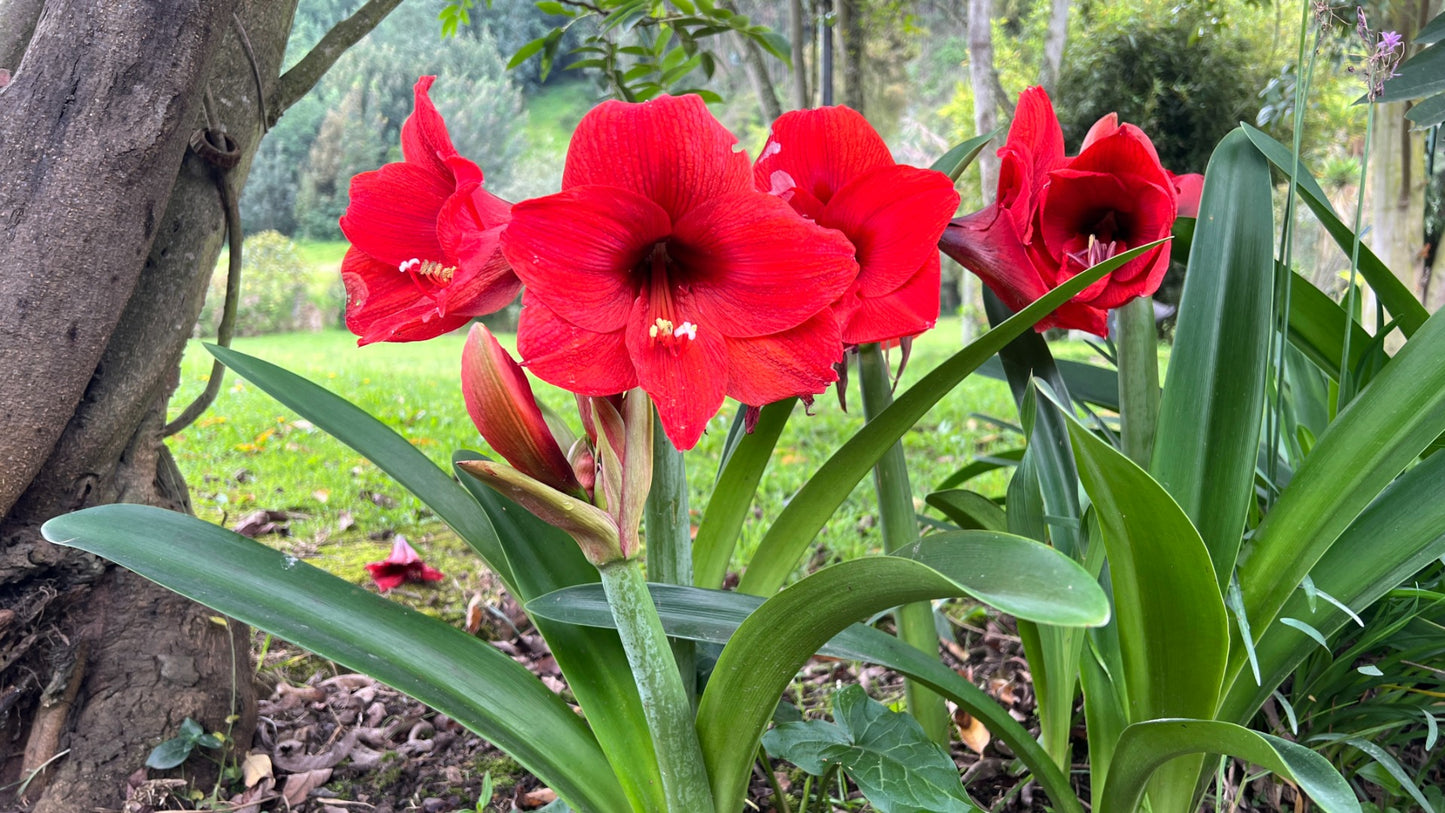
[1241,125,1427,337]
[977,356,1120,410]
[924,489,1006,531]
[1102,720,1361,813]
[1286,270,1373,381]
[527,580,1085,813]
[42,505,630,813]
[737,241,1164,597]
[453,456,665,813]
[692,398,793,589]
[1233,305,1445,688]
[929,130,999,181]
[207,345,516,591]
[1220,449,1445,723]
[1064,405,1228,808]
[1067,414,1227,717]
[697,532,1106,812]
[1150,128,1275,589]
[1378,39,1445,102]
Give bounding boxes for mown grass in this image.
[166,318,1074,601]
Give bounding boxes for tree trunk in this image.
[962,0,1001,343]
[727,1,783,122]
[0,0,397,807]
[1038,0,1069,94]
[838,0,864,112]
[789,0,810,109]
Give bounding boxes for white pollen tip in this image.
[674,322,698,341]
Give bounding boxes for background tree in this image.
[0,1,400,809]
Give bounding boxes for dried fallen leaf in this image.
[465,594,485,635]
[521,787,558,808]
[281,768,332,806]
[241,751,273,787]
[952,705,992,755]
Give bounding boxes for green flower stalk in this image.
[857,342,951,746]
[456,329,711,811]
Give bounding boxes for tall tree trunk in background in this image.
[0,1,399,809]
[962,0,1001,342]
[727,1,782,122]
[1038,0,1069,94]
[1367,0,1428,327]
[838,0,865,112]
[790,0,810,108]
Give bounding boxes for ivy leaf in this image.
[761,685,979,813]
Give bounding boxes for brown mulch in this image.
[131,595,1049,813]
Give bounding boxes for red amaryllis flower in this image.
[365,536,444,592]
[754,107,960,346]
[940,87,1192,337]
[339,76,520,344]
[501,94,859,451]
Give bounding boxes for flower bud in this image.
[462,324,584,497]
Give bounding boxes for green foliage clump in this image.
[198,231,311,338]
[1054,3,1271,173]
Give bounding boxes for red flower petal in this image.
[401,76,461,181]
[1079,112,1120,152]
[342,247,471,344]
[504,185,671,334]
[623,287,728,451]
[753,107,894,204]
[724,311,844,406]
[1004,87,1067,200]
[341,162,453,268]
[435,189,519,317]
[1070,125,1172,187]
[841,256,941,345]
[517,294,638,396]
[562,94,754,223]
[1171,171,1204,218]
[669,192,858,339]
[821,164,960,299]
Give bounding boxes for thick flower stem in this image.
[1117,296,1161,468]
[645,413,696,706]
[858,343,951,746]
[598,557,715,813]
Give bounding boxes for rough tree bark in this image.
[0,1,399,809]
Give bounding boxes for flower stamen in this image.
[398,257,456,283]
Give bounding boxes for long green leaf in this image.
[929,130,999,181]
[699,533,1107,812]
[1377,39,1445,102]
[1150,128,1275,589]
[1286,270,1372,380]
[530,581,1082,813]
[1102,720,1361,813]
[977,356,1120,410]
[207,345,516,591]
[42,505,630,813]
[1064,406,1228,809]
[737,241,1165,596]
[692,398,793,589]
[1234,306,1445,686]
[453,455,665,813]
[1067,414,1227,718]
[1241,125,1427,337]
[1220,449,1445,722]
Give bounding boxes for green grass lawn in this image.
[166,318,1084,611]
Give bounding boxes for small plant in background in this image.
[198,231,313,338]
[145,717,226,771]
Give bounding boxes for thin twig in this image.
[268,0,405,123]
